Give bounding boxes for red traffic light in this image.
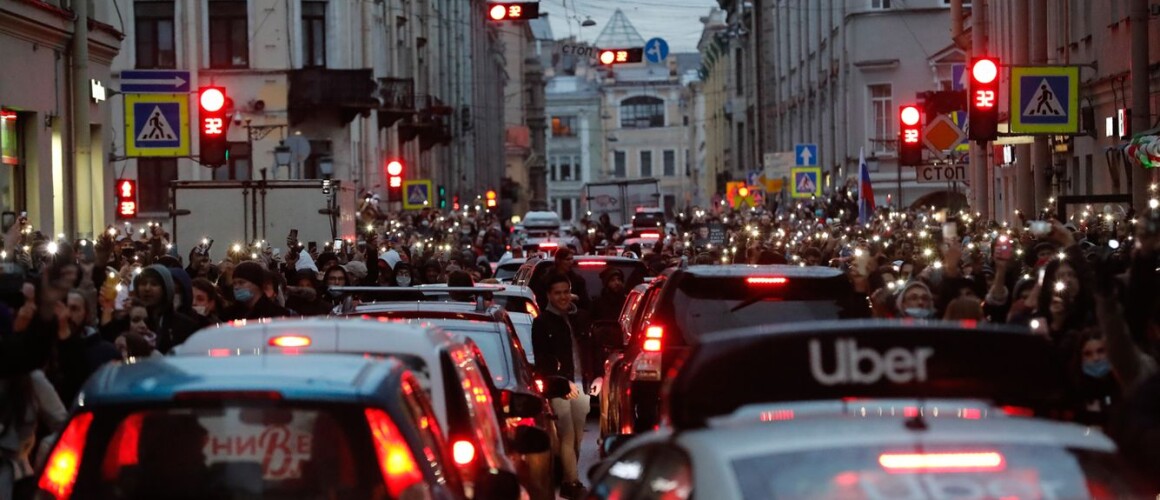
[487,2,539,21]
[900,106,921,127]
[971,58,998,84]
[486,190,497,208]
[200,87,225,112]
[598,48,644,65]
[386,160,403,176]
[115,179,138,219]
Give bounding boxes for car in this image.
[596,264,872,445]
[494,258,527,283]
[512,255,649,308]
[173,318,554,498]
[410,284,540,360]
[37,353,525,499]
[586,321,1155,499]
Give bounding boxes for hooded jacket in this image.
[106,265,198,353]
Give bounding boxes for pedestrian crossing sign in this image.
[124,93,190,157]
[1010,66,1079,134]
[401,179,433,210]
[790,167,821,199]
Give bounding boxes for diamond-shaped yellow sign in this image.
[924,114,966,154]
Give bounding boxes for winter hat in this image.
[894,280,933,313]
[343,260,368,282]
[380,250,402,270]
[233,261,268,287]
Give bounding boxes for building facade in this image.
[107,0,505,225]
[545,72,604,223]
[0,0,124,237]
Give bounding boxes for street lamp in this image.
[318,155,334,177]
[274,142,292,177]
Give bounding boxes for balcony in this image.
[288,68,378,125]
[375,77,417,129]
[399,95,452,151]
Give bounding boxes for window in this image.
[213,141,251,180]
[868,83,894,153]
[303,140,332,179]
[134,1,176,69]
[871,0,890,8]
[562,156,574,181]
[663,195,676,213]
[0,110,26,211]
[560,198,573,221]
[549,156,558,182]
[663,150,676,176]
[302,1,326,67]
[551,116,577,137]
[208,0,249,68]
[613,151,626,178]
[620,96,665,128]
[640,150,653,177]
[138,158,178,213]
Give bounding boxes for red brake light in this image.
[643,339,661,351]
[39,412,94,499]
[208,348,231,357]
[534,378,544,393]
[961,408,982,419]
[759,410,795,421]
[539,242,558,249]
[269,335,311,347]
[643,325,664,352]
[365,408,423,498]
[102,413,144,480]
[577,261,607,267]
[639,232,661,239]
[1001,405,1035,417]
[746,277,788,285]
[453,439,476,465]
[878,451,1005,472]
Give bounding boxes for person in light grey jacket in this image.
[0,369,67,499]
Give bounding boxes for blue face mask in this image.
[233,287,255,303]
[1083,359,1112,378]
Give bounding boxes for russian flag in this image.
[858,147,876,225]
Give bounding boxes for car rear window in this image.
[84,404,390,498]
[731,444,1150,499]
[495,264,522,281]
[448,330,511,386]
[671,276,870,338]
[571,262,648,301]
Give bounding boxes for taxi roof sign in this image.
[665,320,1066,430]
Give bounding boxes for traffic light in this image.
[115,179,138,219]
[899,104,923,166]
[385,159,403,190]
[438,185,447,209]
[452,195,461,211]
[198,86,230,166]
[968,57,1000,141]
[486,190,497,208]
[487,2,539,20]
[597,48,644,65]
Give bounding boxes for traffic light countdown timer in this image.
[487,2,540,21]
[198,86,231,166]
[968,57,1000,142]
[598,48,644,65]
[899,104,923,167]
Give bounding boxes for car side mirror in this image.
[592,320,624,349]
[539,376,572,399]
[508,425,551,454]
[474,468,522,500]
[503,390,544,419]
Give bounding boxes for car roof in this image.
[677,264,846,279]
[174,317,461,358]
[667,320,1066,430]
[81,354,405,406]
[353,301,506,322]
[529,255,644,265]
[413,283,535,300]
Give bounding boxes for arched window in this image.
[620,96,665,128]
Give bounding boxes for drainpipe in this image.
[72,0,91,238]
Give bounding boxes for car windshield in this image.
[494,264,522,281]
[672,276,870,338]
[84,404,388,499]
[413,319,511,386]
[731,443,1150,499]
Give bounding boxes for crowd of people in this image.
[2,189,1160,496]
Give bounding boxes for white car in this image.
[587,320,1155,498]
[410,284,540,363]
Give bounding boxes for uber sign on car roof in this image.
[665,320,1067,430]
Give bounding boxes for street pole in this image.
[1131,0,1152,209]
[1030,0,1051,213]
[71,0,90,238]
[971,0,990,219]
[1013,0,1034,219]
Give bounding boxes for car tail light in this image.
[746,276,787,285]
[269,335,311,347]
[759,410,795,421]
[39,412,94,500]
[642,325,663,352]
[539,242,558,249]
[102,413,144,480]
[365,408,423,498]
[453,439,476,465]
[208,348,231,357]
[961,408,982,419]
[577,260,607,267]
[534,378,544,393]
[1001,405,1035,417]
[640,232,661,239]
[878,451,1005,472]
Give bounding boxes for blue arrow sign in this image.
[794,143,818,166]
[644,37,669,64]
[951,64,967,91]
[121,70,191,93]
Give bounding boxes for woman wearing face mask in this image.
[392,262,414,287]
[1069,330,1119,427]
[190,278,223,327]
[895,281,936,319]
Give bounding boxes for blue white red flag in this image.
[858,147,876,225]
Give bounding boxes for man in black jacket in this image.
[223,261,290,321]
[531,273,588,499]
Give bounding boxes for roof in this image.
[528,17,553,41]
[594,9,645,49]
[81,354,403,405]
[173,317,459,360]
[354,301,504,322]
[679,264,846,279]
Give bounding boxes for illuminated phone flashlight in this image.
[133,267,142,275]
[166,244,173,250]
[232,243,242,253]
[115,283,123,292]
[109,228,118,236]
[1030,318,1041,330]
[251,253,258,259]
[1054,281,1066,293]
[202,238,209,246]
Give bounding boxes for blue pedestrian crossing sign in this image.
[794,143,818,166]
[790,167,822,198]
[402,179,433,210]
[644,38,669,64]
[1010,66,1079,134]
[124,93,190,157]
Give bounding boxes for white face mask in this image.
[396,275,411,287]
[905,307,935,319]
[192,305,207,316]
